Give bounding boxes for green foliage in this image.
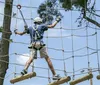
[62,0,72,10]
[47,1,53,7]
[59,0,91,27]
[0,26,3,32]
[59,0,88,10]
[38,3,46,14]
[38,2,53,23]
[37,0,62,23]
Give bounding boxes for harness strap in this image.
[28,42,45,50]
[33,44,45,50]
[33,25,41,40]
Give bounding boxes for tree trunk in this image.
[0,0,13,85]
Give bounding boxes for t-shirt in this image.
[26,24,48,43]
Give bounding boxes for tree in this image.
[38,0,100,28]
[37,0,62,24]
[0,0,13,85]
[59,0,100,27]
[59,0,88,10]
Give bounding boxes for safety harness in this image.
[28,25,45,50]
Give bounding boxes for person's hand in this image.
[24,25,28,29]
[56,16,61,22]
[14,29,18,34]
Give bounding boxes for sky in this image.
[0,0,100,85]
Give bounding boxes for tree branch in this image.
[87,9,100,18]
[84,16,100,28]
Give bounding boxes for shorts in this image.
[29,42,48,59]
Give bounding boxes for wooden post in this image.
[48,76,71,85]
[0,0,13,85]
[70,74,93,85]
[89,69,93,85]
[10,72,36,84]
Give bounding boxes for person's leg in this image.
[40,46,56,76]
[24,57,33,70]
[40,46,61,80]
[45,56,56,76]
[21,48,36,75]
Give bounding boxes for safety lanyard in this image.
[33,25,41,40]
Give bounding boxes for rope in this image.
[86,23,91,71]
[0,0,100,11]
[60,24,67,76]
[14,0,20,78]
[85,0,93,84]
[29,0,35,73]
[70,0,75,80]
[45,0,51,83]
[13,51,97,61]
[94,2,100,75]
[0,58,99,74]
[0,67,99,80]
[1,11,100,31]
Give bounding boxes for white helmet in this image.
[34,17,42,23]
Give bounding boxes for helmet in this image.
[34,17,42,23]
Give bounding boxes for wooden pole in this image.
[10,72,36,84]
[70,74,93,85]
[48,76,71,85]
[89,69,93,85]
[0,0,13,85]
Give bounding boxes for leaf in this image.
[37,1,62,23]
[0,26,3,32]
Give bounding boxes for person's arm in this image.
[14,25,28,35]
[47,16,61,28]
[47,21,58,28]
[14,29,27,35]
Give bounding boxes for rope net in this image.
[0,0,100,85]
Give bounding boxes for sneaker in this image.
[53,74,61,80]
[21,69,27,75]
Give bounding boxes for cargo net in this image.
[0,0,100,85]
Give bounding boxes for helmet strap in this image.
[34,22,42,25]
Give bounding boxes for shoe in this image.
[53,74,61,80]
[21,69,27,75]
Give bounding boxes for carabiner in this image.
[17,4,21,9]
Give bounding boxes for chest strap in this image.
[33,25,41,40]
